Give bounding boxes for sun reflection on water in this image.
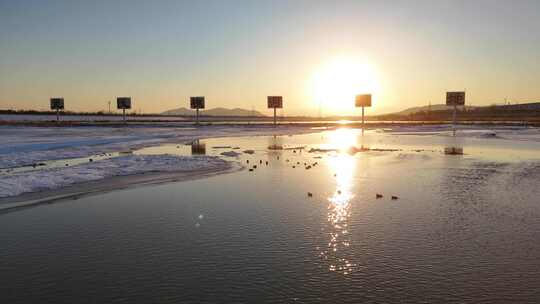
[320,151,357,275]
[326,128,359,152]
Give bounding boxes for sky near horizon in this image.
[1,0,540,116]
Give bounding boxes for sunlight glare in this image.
[327,128,359,152]
[309,56,380,115]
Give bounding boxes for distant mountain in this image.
[381,102,540,116]
[162,107,265,117]
[495,102,540,111]
[393,104,478,115]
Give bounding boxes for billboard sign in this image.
[446,91,465,106]
[355,94,372,107]
[50,98,65,110]
[267,96,283,108]
[117,97,132,109]
[190,96,205,109]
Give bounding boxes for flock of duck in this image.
[244,150,400,201]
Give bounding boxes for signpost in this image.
[267,96,283,126]
[50,98,64,122]
[117,97,132,123]
[355,94,372,134]
[190,96,205,125]
[446,91,465,136]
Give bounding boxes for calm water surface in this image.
[1,129,540,303]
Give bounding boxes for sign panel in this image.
[50,98,64,110]
[267,96,283,108]
[446,91,465,106]
[190,96,205,109]
[117,97,132,109]
[355,94,372,107]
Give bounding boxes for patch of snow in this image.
[0,155,232,198]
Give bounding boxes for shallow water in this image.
[1,129,540,303]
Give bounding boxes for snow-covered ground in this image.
[0,155,231,198]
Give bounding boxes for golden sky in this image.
[1,0,539,116]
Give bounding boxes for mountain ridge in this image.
[386,102,540,116]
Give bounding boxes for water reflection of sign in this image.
[444,147,464,155]
[355,94,372,107]
[191,143,206,155]
[117,97,132,109]
[190,97,205,109]
[446,92,465,106]
[267,135,284,150]
[50,98,64,110]
[267,96,283,108]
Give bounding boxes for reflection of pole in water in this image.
[268,135,283,150]
[452,103,457,137]
[361,106,365,135]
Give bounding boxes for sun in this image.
[309,56,379,115]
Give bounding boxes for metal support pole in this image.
[196,108,199,125]
[123,108,126,124]
[273,107,277,127]
[56,109,60,122]
[452,104,457,136]
[362,106,365,135]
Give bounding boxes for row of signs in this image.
[49,91,467,111]
[191,96,284,110]
[49,97,132,110]
[50,96,287,111]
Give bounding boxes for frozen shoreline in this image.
[0,163,243,212]
[0,155,234,199]
[0,125,319,201]
[0,125,318,168]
